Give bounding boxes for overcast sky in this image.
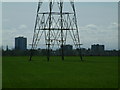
[2,2,118,50]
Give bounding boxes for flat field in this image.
[2,56,118,88]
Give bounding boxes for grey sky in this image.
[2,2,118,50]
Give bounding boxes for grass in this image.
[2,56,118,88]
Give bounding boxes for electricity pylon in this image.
[29,1,83,61]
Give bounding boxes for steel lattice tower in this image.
[29,1,83,61]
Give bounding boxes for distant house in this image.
[91,44,105,56]
[61,45,73,56]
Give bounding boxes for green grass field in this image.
[2,56,118,88]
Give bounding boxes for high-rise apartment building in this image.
[15,37,27,50]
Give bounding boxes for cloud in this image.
[18,24,27,29]
[86,24,98,30]
[2,24,33,49]
[79,23,118,50]
[3,18,9,22]
[79,24,98,31]
[2,22,118,50]
[107,22,118,30]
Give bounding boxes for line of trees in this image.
[1,48,119,56]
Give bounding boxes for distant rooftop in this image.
[15,36,27,38]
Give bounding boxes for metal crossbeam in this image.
[29,1,83,61]
[38,12,73,14]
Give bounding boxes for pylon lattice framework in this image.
[29,1,83,61]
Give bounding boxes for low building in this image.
[91,44,105,56]
[61,45,73,56]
